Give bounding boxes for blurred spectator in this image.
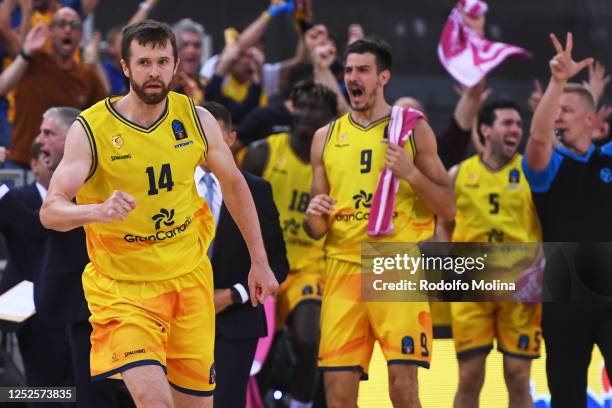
[102,25,129,95]
[394,80,490,169]
[234,62,313,153]
[203,0,309,123]
[0,7,106,169]
[206,41,264,124]
[233,23,350,153]
[171,18,206,104]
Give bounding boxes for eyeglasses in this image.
[52,19,82,30]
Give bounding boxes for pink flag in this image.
[437,0,531,87]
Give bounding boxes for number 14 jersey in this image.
[76,92,215,281]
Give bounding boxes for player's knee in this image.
[504,361,530,394]
[457,364,485,395]
[290,303,321,352]
[292,329,319,354]
[388,365,419,406]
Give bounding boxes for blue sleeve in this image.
[522,150,564,193]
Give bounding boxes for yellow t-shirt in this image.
[262,133,324,271]
[322,113,434,264]
[222,74,268,107]
[452,154,541,243]
[76,91,215,281]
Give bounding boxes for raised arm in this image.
[197,106,278,305]
[386,119,456,220]
[304,124,334,240]
[526,33,593,171]
[236,0,293,51]
[40,120,136,231]
[0,22,48,96]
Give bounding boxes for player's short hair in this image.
[203,102,232,129]
[172,18,205,46]
[477,100,522,145]
[563,83,596,112]
[290,80,338,117]
[121,20,178,64]
[43,107,81,131]
[343,36,392,72]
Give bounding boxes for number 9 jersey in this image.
[322,113,434,264]
[76,91,215,281]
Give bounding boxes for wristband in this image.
[139,2,151,11]
[268,1,294,17]
[20,47,33,62]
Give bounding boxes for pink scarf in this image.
[437,0,531,87]
[367,106,424,237]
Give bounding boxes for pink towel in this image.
[367,106,424,237]
[437,0,531,87]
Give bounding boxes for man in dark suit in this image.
[0,142,73,396]
[197,102,289,408]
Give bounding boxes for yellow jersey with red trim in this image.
[322,113,435,264]
[452,154,541,243]
[76,91,215,281]
[262,133,324,271]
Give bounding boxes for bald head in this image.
[53,6,81,22]
[51,7,82,59]
[394,97,425,113]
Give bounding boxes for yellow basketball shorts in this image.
[276,263,324,330]
[451,302,542,359]
[83,261,215,396]
[319,258,432,376]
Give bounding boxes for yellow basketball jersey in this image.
[222,74,268,107]
[76,91,215,281]
[262,133,325,271]
[452,154,541,243]
[322,113,435,264]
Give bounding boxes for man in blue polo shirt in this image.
[523,32,612,407]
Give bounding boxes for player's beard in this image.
[131,78,171,105]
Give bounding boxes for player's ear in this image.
[379,69,391,86]
[120,59,130,78]
[173,57,180,76]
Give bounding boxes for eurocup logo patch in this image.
[518,334,530,350]
[401,336,415,355]
[172,119,188,141]
[509,168,520,184]
[600,168,612,184]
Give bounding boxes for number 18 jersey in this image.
[76,92,215,281]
